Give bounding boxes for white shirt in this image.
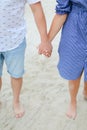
[0,0,40,52]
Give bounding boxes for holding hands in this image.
[38,39,53,57]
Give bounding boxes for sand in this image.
[0,0,87,130]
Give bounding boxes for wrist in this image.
[41,36,49,43]
[48,33,52,42]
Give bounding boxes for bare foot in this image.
[13,102,25,118]
[66,102,77,120]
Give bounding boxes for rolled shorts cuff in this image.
[8,70,25,78]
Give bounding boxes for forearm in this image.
[48,14,67,42]
[30,2,48,43]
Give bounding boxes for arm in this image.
[48,0,71,42]
[30,2,48,43]
[30,2,52,56]
[48,13,68,42]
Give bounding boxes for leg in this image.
[0,53,4,91]
[0,77,2,91]
[83,82,87,100]
[0,77,2,105]
[11,77,25,118]
[0,54,4,105]
[4,39,26,118]
[66,76,81,119]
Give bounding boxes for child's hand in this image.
[38,41,53,57]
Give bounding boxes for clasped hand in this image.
[38,41,53,57]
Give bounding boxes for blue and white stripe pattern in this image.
[56,0,87,81]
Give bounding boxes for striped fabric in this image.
[56,1,87,81]
[56,0,87,14]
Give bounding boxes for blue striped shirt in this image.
[56,0,87,80]
[56,0,87,14]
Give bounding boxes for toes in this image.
[15,114,20,118]
[66,112,76,120]
[13,103,25,118]
[66,113,72,119]
[15,111,25,118]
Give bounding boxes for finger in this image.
[43,51,51,56]
[45,50,48,53]
[44,52,51,57]
[43,49,52,54]
[38,49,43,55]
[38,51,42,55]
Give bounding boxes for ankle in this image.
[70,100,77,105]
[13,100,20,105]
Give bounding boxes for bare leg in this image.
[0,77,2,91]
[0,77,2,105]
[11,77,25,118]
[83,82,87,100]
[66,76,81,119]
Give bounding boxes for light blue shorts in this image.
[0,39,26,78]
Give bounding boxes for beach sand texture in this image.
[0,0,87,130]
